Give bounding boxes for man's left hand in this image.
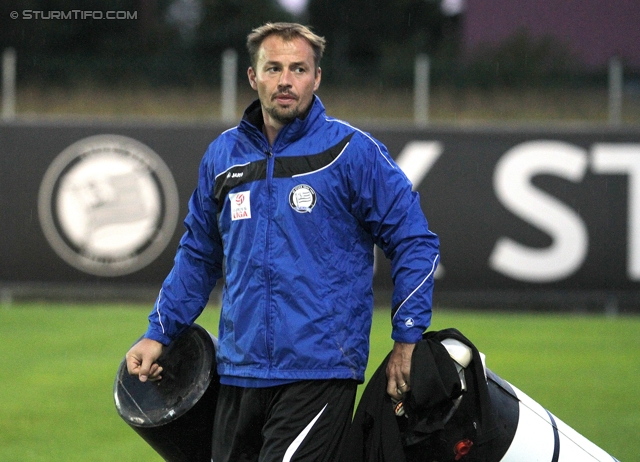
[386,341,416,400]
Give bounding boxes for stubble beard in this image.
[264,90,314,126]
[265,104,300,126]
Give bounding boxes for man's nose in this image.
[278,69,293,87]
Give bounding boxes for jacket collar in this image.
[239,95,326,147]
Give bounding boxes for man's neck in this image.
[262,117,283,147]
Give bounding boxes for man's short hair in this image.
[247,22,326,71]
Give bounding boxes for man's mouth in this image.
[274,93,297,104]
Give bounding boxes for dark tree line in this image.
[0,0,293,86]
[0,0,584,89]
[308,0,460,84]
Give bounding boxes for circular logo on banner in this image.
[38,135,180,277]
[289,184,317,213]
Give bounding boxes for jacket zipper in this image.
[260,126,287,369]
[264,147,274,365]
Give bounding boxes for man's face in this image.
[248,35,321,127]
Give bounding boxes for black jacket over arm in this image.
[341,328,497,462]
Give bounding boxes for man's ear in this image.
[314,67,322,91]
[247,67,257,90]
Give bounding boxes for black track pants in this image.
[211,379,358,462]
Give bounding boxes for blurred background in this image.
[1,0,640,309]
[1,0,639,124]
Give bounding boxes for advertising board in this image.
[1,121,638,309]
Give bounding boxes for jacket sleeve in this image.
[144,147,224,345]
[350,133,440,343]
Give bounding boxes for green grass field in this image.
[0,303,638,461]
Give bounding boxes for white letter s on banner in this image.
[490,141,589,282]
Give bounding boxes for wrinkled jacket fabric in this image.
[145,96,440,386]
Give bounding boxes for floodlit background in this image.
[1,0,639,123]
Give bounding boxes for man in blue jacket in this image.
[126,22,440,462]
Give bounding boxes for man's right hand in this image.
[125,338,164,382]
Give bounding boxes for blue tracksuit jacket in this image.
[144,96,440,386]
